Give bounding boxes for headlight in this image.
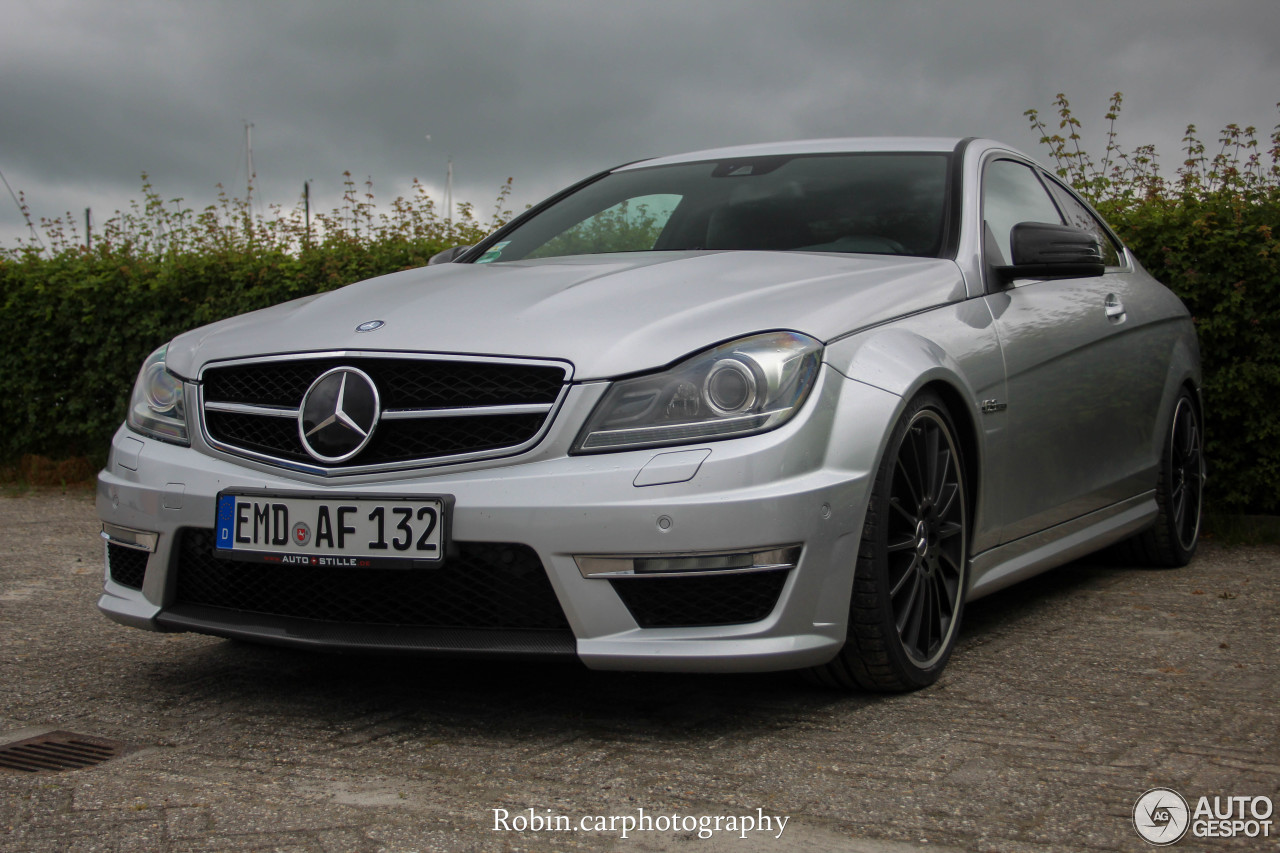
[126,344,189,444]
[573,331,822,453]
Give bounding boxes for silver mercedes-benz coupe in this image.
[98,137,1203,691]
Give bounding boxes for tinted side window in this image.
[1043,181,1123,267]
[982,159,1063,265]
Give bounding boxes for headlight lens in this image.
[126,344,189,444]
[573,331,822,453]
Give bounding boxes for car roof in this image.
[614,137,994,172]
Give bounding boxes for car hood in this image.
[166,251,965,381]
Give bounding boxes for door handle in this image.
[1104,294,1126,321]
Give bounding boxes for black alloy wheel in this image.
[1168,395,1205,554]
[811,392,968,691]
[884,407,967,668]
[1123,389,1204,567]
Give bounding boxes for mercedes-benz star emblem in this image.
[298,367,381,463]
[355,319,385,333]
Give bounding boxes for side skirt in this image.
[967,492,1157,600]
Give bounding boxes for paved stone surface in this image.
[0,488,1277,852]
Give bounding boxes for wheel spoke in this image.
[937,520,963,540]
[889,556,919,597]
[938,547,962,577]
[933,447,951,505]
[887,533,917,553]
[931,574,949,644]
[889,497,917,526]
[936,482,958,520]
[1177,415,1195,457]
[923,424,942,501]
[895,457,922,511]
[909,428,929,509]
[897,570,922,638]
[935,570,958,615]
[917,579,934,658]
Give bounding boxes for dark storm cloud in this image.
[2,0,1277,246]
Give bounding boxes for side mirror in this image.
[427,245,473,265]
[995,223,1104,284]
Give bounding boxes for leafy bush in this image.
[0,175,512,466]
[1026,94,1280,512]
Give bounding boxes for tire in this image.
[811,392,969,692]
[1121,390,1204,567]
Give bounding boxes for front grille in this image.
[174,528,570,631]
[204,358,565,409]
[610,570,790,628]
[201,356,568,471]
[106,543,148,589]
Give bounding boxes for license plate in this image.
[214,490,451,568]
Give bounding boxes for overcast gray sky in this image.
[2,0,1277,249]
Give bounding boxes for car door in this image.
[981,158,1160,543]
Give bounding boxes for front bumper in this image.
[97,367,899,672]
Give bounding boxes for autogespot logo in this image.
[1134,788,1190,845]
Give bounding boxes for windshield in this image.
[473,152,951,263]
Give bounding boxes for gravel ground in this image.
[1,488,1277,852]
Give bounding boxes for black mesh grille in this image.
[201,356,566,469]
[107,543,148,590]
[203,358,565,408]
[174,529,570,631]
[205,411,549,466]
[610,570,789,628]
[205,412,306,461]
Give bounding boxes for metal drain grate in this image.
[0,731,128,773]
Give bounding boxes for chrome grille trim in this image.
[204,401,299,418]
[380,403,555,420]
[203,402,556,421]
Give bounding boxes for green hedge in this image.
[0,176,505,466]
[1106,195,1280,512]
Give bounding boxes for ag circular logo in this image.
[298,367,381,463]
[1134,787,1190,845]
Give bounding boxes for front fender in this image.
[824,301,1007,553]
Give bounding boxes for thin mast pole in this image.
[245,121,255,206]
